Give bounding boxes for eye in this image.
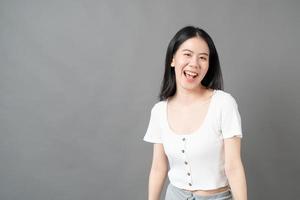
[184,53,192,57]
[200,56,208,61]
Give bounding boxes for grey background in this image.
[1,0,299,199]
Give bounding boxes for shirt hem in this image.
[169,180,229,191]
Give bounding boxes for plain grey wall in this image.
[1,0,300,199]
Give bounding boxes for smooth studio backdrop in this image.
[1,0,300,199]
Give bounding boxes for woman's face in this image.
[171,36,209,91]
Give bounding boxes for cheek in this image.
[174,60,187,72]
[175,67,183,76]
[174,67,185,79]
[174,56,189,65]
[202,61,209,69]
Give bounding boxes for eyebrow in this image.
[181,49,209,56]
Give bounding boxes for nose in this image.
[189,55,199,68]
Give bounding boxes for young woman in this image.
[143,26,247,200]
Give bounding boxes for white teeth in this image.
[184,70,198,76]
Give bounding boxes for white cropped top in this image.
[143,90,243,190]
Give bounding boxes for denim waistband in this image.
[165,183,232,200]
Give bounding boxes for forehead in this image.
[177,37,209,54]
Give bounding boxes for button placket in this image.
[181,137,192,187]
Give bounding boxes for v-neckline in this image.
[164,90,217,136]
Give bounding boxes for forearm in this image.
[148,168,168,200]
[225,163,247,200]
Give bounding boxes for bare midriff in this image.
[185,185,230,196]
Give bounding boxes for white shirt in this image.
[143,89,243,190]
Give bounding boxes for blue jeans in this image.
[165,183,232,200]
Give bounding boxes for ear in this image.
[171,58,175,67]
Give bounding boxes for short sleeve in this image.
[143,104,163,143]
[221,94,243,139]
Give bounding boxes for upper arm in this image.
[151,143,168,172]
[221,94,243,139]
[143,104,163,143]
[224,137,242,171]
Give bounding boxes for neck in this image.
[172,85,211,106]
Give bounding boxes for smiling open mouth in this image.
[183,70,198,79]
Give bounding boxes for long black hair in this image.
[159,26,224,101]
